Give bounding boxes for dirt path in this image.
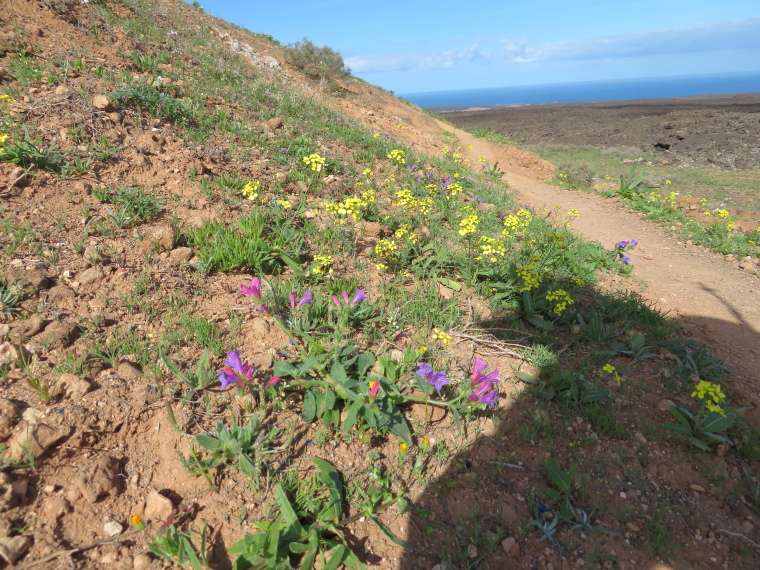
[450,126,760,417]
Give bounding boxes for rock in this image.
[0,342,25,368]
[0,324,8,340]
[267,117,283,130]
[739,261,756,271]
[117,361,143,379]
[37,320,80,349]
[466,543,478,558]
[690,484,705,493]
[362,221,383,239]
[144,490,176,523]
[10,315,45,338]
[438,284,454,300]
[657,399,676,411]
[409,401,446,423]
[501,536,519,556]
[47,284,76,302]
[54,85,70,96]
[133,553,153,570]
[93,95,113,110]
[7,422,72,460]
[43,496,70,520]
[11,478,28,501]
[77,267,104,285]
[250,351,273,371]
[136,383,161,405]
[431,565,448,570]
[53,373,93,400]
[104,521,124,537]
[83,245,102,263]
[74,456,121,503]
[0,535,32,564]
[0,397,19,441]
[144,222,176,252]
[169,247,193,262]
[643,254,654,260]
[100,551,119,564]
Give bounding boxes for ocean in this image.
[402,71,760,110]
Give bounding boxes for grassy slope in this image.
[1,1,759,568]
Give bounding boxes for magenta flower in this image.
[351,289,367,305]
[416,362,449,392]
[218,351,255,390]
[369,380,380,399]
[332,295,341,307]
[471,357,499,387]
[240,277,262,299]
[268,376,280,386]
[468,381,499,408]
[290,291,313,310]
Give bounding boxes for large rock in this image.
[0,397,19,441]
[7,421,72,460]
[144,223,176,252]
[76,267,104,286]
[36,320,80,349]
[144,490,176,523]
[52,373,93,400]
[0,535,32,565]
[73,456,121,503]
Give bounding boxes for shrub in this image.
[283,37,350,88]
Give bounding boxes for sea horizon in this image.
[401,70,760,110]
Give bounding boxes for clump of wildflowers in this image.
[692,380,727,414]
[387,149,405,164]
[302,153,325,172]
[614,239,638,264]
[393,189,434,216]
[374,238,398,260]
[289,291,313,310]
[476,236,506,262]
[468,357,500,408]
[416,362,449,392]
[431,328,451,345]
[311,254,333,275]
[458,211,479,236]
[240,276,262,298]
[545,289,573,315]
[218,351,255,389]
[517,264,541,292]
[322,192,372,221]
[331,288,366,307]
[241,181,260,201]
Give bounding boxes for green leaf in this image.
[413,373,433,396]
[324,388,337,411]
[514,371,539,384]
[583,388,610,402]
[368,515,419,551]
[526,314,553,331]
[194,434,222,450]
[323,544,348,570]
[434,277,462,291]
[273,361,298,378]
[297,531,319,570]
[330,361,348,386]
[662,422,693,435]
[546,462,571,493]
[375,399,412,445]
[689,436,711,451]
[700,412,735,434]
[668,405,693,426]
[342,402,362,434]
[313,457,343,521]
[303,389,317,423]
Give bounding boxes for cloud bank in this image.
[347,17,760,73]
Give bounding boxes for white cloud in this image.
[349,17,760,73]
[506,17,760,63]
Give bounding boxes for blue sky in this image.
[199,1,760,95]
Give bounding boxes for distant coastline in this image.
[402,71,760,111]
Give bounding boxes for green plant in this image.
[283,37,350,91]
[611,333,657,362]
[161,349,215,399]
[147,523,210,570]
[229,457,408,569]
[113,84,195,126]
[538,368,609,405]
[180,414,294,488]
[664,405,736,450]
[0,126,70,175]
[0,277,23,319]
[608,165,653,199]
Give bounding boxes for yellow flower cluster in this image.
[476,235,506,262]
[517,264,540,292]
[0,133,7,154]
[546,289,573,314]
[446,181,464,199]
[276,200,292,209]
[502,209,532,235]
[387,149,405,164]
[302,153,325,172]
[241,181,260,201]
[715,209,730,218]
[362,168,374,176]
[374,238,398,258]
[567,209,579,218]
[0,95,14,103]
[323,191,373,221]
[311,254,333,275]
[432,328,452,345]
[692,380,727,415]
[458,213,479,236]
[393,189,435,215]
[394,224,419,243]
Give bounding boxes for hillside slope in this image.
[1,1,759,570]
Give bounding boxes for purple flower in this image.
[427,172,434,178]
[471,357,499,387]
[218,351,255,389]
[468,382,499,408]
[240,277,262,299]
[415,176,422,182]
[623,255,631,264]
[630,239,638,247]
[290,291,313,309]
[416,362,450,392]
[615,240,629,249]
[351,289,367,305]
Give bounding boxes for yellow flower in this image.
[399,442,408,452]
[362,168,374,176]
[387,149,406,164]
[241,181,260,201]
[567,209,579,218]
[302,153,326,172]
[602,364,616,373]
[691,380,713,400]
[276,200,292,209]
[432,328,451,345]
